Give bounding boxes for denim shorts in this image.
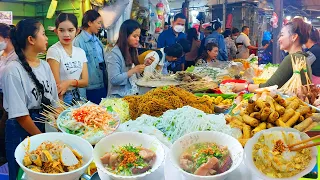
[5,112,45,180]
[63,89,81,105]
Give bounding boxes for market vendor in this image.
[195,43,219,67]
[305,26,320,84]
[106,19,154,98]
[138,43,184,75]
[233,17,312,93]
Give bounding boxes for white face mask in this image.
[0,41,7,51]
[173,25,185,33]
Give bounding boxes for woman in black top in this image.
[305,26,320,84]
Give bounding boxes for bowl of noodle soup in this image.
[244,127,317,180]
[15,132,93,180]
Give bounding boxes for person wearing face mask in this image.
[73,10,106,104]
[0,23,18,164]
[232,18,312,93]
[232,28,240,41]
[157,13,187,72]
[204,20,228,61]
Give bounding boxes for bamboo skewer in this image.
[288,135,320,151]
[279,56,305,95]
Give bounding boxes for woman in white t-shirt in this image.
[47,13,88,105]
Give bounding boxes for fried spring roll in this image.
[276,119,288,127]
[238,139,249,147]
[296,105,312,116]
[247,99,256,114]
[242,114,259,127]
[294,118,313,131]
[299,115,305,122]
[282,108,295,122]
[303,122,318,132]
[225,114,232,123]
[268,111,280,124]
[267,123,275,129]
[30,154,42,167]
[256,99,267,110]
[266,96,275,111]
[274,102,285,115]
[285,112,301,127]
[305,113,313,119]
[240,109,248,116]
[229,122,242,130]
[286,99,300,110]
[261,107,271,121]
[251,122,267,136]
[250,112,261,120]
[278,99,287,107]
[312,107,317,113]
[23,156,32,166]
[243,125,251,139]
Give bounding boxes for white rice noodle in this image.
[119,106,233,144]
[263,131,287,149]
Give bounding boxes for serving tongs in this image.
[288,135,320,151]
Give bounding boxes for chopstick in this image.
[288,135,320,151]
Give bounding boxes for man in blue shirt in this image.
[157,13,187,72]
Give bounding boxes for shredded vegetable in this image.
[58,103,119,144]
[99,98,130,122]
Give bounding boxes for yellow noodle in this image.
[123,86,215,119]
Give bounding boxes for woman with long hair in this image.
[195,43,219,67]
[107,19,153,97]
[73,10,106,104]
[47,13,88,105]
[3,19,59,179]
[185,28,201,69]
[233,17,311,92]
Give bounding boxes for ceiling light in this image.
[317,16,320,19]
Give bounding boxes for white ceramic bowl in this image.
[244,127,318,180]
[169,131,244,180]
[15,132,93,180]
[93,132,165,180]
